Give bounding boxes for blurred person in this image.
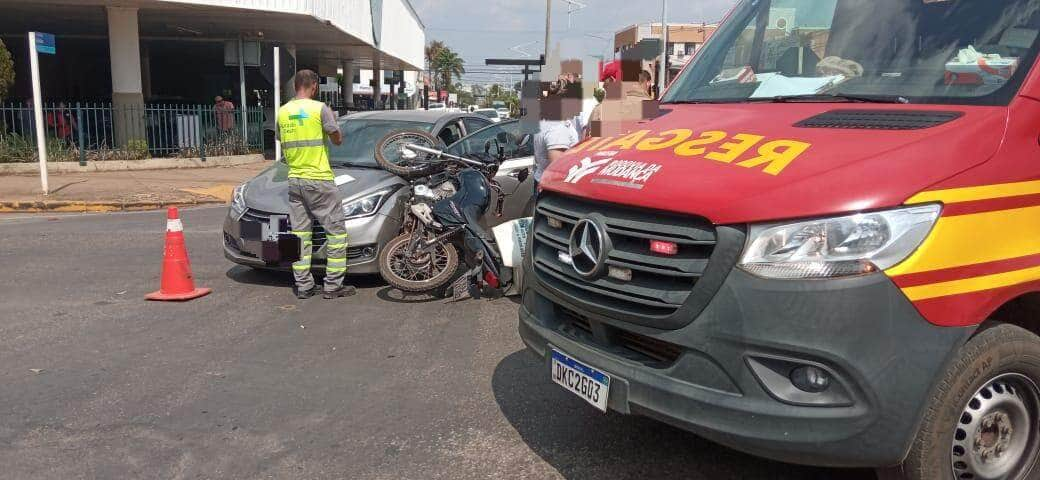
[214,96,236,134]
[46,102,76,146]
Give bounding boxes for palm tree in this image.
[425,40,446,90]
[433,49,465,93]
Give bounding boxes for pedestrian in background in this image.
[277,69,356,300]
[214,95,236,137]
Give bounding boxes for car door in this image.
[445,121,535,227]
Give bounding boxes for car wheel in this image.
[891,323,1040,480]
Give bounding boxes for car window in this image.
[437,121,464,145]
[463,117,491,134]
[446,121,532,161]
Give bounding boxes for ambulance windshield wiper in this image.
[754,93,911,104]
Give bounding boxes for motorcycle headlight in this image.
[342,189,392,220]
[230,183,247,217]
[739,204,941,279]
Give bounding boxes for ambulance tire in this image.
[892,323,1040,480]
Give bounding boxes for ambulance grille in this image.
[532,193,745,330]
[795,109,963,130]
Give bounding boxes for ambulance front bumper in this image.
[519,266,975,468]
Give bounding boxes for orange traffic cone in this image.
[146,207,212,301]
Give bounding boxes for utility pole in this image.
[544,0,552,61]
[658,0,668,98]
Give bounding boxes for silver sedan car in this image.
[223,110,535,274]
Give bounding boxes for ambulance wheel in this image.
[891,323,1040,480]
[379,234,459,293]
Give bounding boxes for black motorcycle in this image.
[374,129,530,299]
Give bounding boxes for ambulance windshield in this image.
[663,0,1040,105]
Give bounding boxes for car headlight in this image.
[230,184,247,217]
[739,204,941,279]
[342,189,393,220]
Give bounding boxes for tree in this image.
[488,84,504,101]
[0,39,14,102]
[432,49,465,94]
[425,40,446,90]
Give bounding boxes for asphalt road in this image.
[0,207,876,479]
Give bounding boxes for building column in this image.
[341,60,355,109]
[107,6,145,146]
[372,54,382,109]
[284,45,297,101]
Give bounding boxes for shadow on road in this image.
[376,286,447,304]
[225,267,385,290]
[225,265,293,287]
[491,350,877,480]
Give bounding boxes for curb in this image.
[0,154,266,175]
[0,198,227,213]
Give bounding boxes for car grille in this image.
[240,209,373,261]
[559,306,681,367]
[242,208,325,246]
[532,193,745,330]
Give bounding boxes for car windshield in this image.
[328,119,432,167]
[475,110,499,119]
[663,0,1040,105]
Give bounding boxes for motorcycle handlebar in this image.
[405,144,486,169]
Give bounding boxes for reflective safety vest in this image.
[278,98,334,181]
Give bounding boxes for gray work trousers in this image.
[288,178,349,292]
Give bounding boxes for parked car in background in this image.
[427,102,447,111]
[224,111,535,276]
[473,108,502,123]
[496,108,510,120]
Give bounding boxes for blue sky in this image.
[409,0,738,84]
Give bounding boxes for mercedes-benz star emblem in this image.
[568,218,609,279]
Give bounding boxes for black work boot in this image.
[295,286,321,300]
[323,286,358,299]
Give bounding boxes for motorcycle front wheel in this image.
[379,234,460,293]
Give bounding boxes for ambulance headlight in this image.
[342,189,392,220]
[230,184,247,217]
[739,204,941,279]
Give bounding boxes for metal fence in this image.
[0,102,264,164]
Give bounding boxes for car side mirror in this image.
[518,134,532,148]
[510,168,530,183]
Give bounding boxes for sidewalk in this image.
[0,163,270,212]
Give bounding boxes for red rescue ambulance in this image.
[520,0,1040,478]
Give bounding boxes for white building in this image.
[0,0,425,111]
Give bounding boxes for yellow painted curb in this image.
[0,199,225,213]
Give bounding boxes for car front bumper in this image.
[222,207,402,275]
[519,266,975,468]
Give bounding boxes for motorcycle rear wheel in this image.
[379,234,460,293]
[374,130,441,178]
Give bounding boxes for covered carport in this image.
[0,0,424,149]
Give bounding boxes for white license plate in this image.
[551,349,611,412]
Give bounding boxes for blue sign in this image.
[35,33,55,55]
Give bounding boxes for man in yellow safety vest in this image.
[277,69,356,300]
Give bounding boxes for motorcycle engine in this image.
[413,181,457,200]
